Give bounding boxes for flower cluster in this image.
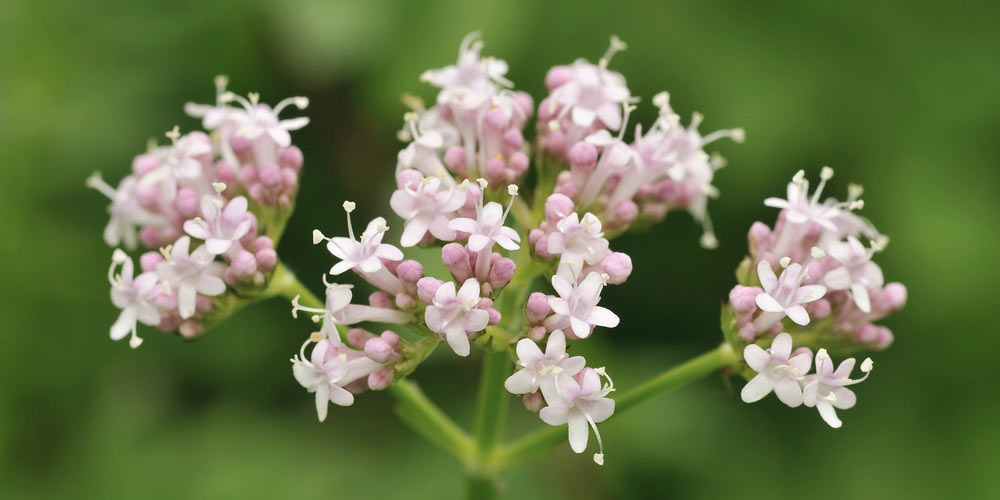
[534,38,744,243]
[91,77,308,347]
[741,333,873,428]
[726,169,907,426]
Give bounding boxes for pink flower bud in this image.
[523,391,544,412]
[396,260,424,284]
[441,243,473,282]
[279,145,304,171]
[416,277,444,304]
[791,347,813,358]
[873,326,894,350]
[175,188,200,216]
[554,180,577,199]
[528,228,544,246]
[367,367,394,391]
[810,298,831,318]
[380,330,400,348]
[215,161,238,184]
[512,91,533,118]
[601,252,633,285]
[253,236,274,252]
[369,291,392,308]
[178,320,203,338]
[135,184,159,208]
[738,323,757,342]
[611,200,638,225]
[528,326,547,341]
[503,129,524,150]
[489,257,516,290]
[484,107,510,130]
[140,251,164,272]
[484,157,506,184]
[881,283,907,310]
[196,295,214,314]
[856,323,879,343]
[231,250,257,279]
[543,131,565,152]
[255,248,277,272]
[509,151,529,176]
[545,194,575,223]
[729,285,761,314]
[443,146,467,172]
[132,154,159,176]
[364,337,393,363]
[258,163,282,188]
[281,168,298,190]
[230,135,251,155]
[240,164,258,185]
[395,293,416,310]
[347,328,372,349]
[486,307,501,325]
[545,65,573,91]
[568,141,598,168]
[526,292,552,324]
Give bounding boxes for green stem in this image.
[493,343,739,468]
[388,380,474,462]
[468,348,512,499]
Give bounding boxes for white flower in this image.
[547,212,609,275]
[154,236,226,319]
[183,195,253,255]
[87,173,167,249]
[424,278,490,357]
[539,367,615,464]
[291,339,383,422]
[222,91,310,148]
[390,174,466,247]
[802,349,873,428]
[291,281,415,343]
[741,332,813,407]
[544,271,619,339]
[325,204,404,275]
[823,236,884,313]
[754,259,826,328]
[448,181,521,253]
[549,53,631,130]
[108,250,162,348]
[505,330,586,395]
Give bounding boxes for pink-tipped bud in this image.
[380,330,400,348]
[533,235,553,259]
[441,243,473,282]
[526,292,552,324]
[231,250,257,279]
[395,260,424,284]
[528,326,547,341]
[503,129,525,150]
[512,91,533,118]
[178,320,203,338]
[543,131,565,152]
[280,145,304,171]
[729,285,762,314]
[738,323,758,342]
[196,295,214,314]
[810,298,831,318]
[486,307,501,325]
[748,222,773,249]
[255,248,277,272]
[396,169,423,189]
[443,146,467,172]
[134,184,160,208]
[347,328,372,349]
[230,135,251,155]
[281,168,298,190]
[873,326,894,350]
[395,293,416,310]
[509,151,529,176]
[368,291,392,308]
[140,251,164,272]
[416,277,444,304]
[554,180,578,199]
[568,141,598,168]
[175,188,200,216]
[528,228,544,246]
[881,283,908,310]
[258,163,282,188]
[545,65,573,91]
[215,161,238,184]
[364,337,394,363]
[601,252,633,285]
[132,154,159,176]
[611,200,638,225]
[253,236,274,252]
[140,227,163,248]
[856,323,879,343]
[367,367,394,391]
[523,391,544,412]
[484,157,506,184]
[545,194,576,223]
[484,107,510,130]
[240,164,259,185]
[489,258,516,290]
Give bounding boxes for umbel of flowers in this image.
[90,33,905,491]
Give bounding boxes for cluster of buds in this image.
[397,32,533,186]
[91,78,309,347]
[726,169,907,426]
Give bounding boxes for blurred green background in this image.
[2,0,998,498]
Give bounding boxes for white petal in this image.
[328,384,355,407]
[770,332,793,358]
[467,233,491,252]
[110,308,137,341]
[757,260,777,291]
[587,306,619,328]
[545,330,567,357]
[851,283,871,313]
[773,377,804,408]
[571,106,596,128]
[823,266,852,290]
[566,411,589,453]
[515,338,544,363]
[755,293,785,313]
[570,317,592,339]
[314,385,330,422]
[400,217,431,247]
[539,404,569,426]
[448,217,479,234]
[329,260,356,276]
[740,374,774,403]
[743,344,770,372]
[204,238,232,255]
[504,369,535,394]
[795,285,826,304]
[445,326,471,357]
[816,401,843,428]
[785,305,810,326]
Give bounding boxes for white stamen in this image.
[507,184,518,196]
[476,178,488,190]
[312,229,326,245]
[820,166,834,180]
[212,182,227,194]
[811,247,826,259]
[861,358,873,373]
[112,249,128,264]
[165,125,181,142]
[212,198,224,210]
[779,256,791,268]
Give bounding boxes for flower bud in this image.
[367,367,394,391]
[441,243,473,282]
[369,291,392,308]
[416,277,444,304]
[601,251,633,285]
[568,141,598,168]
[364,337,393,363]
[396,260,424,284]
[489,257,516,290]
[395,293,416,311]
[526,292,552,324]
[140,251,164,272]
[443,146,467,172]
[347,328,372,349]
[545,65,573,91]
[231,250,257,279]
[545,193,575,223]
[523,391,544,412]
[279,145,304,171]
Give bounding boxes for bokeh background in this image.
[2,0,998,498]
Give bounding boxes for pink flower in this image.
[183,195,253,255]
[108,250,162,348]
[292,339,383,422]
[544,271,619,339]
[754,258,826,329]
[424,278,490,357]
[154,236,226,319]
[390,173,466,247]
[539,367,615,464]
[802,349,873,428]
[505,330,586,395]
[741,333,812,407]
[823,236,884,313]
[324,203,404,275]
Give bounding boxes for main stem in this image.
[493,343,739,468]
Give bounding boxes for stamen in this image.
[343,201,357,240]
[861,358,873,373]
[159,244,173,260]
[86,171,118,199]
[652,91,671,114]
[779,257,791,268]
[165,125,181,143]
[810,166,833,205]
[212,182,227,194]
[811,247,826,259]
[476,178,489,190]
[599,35,627,69]
[312,229,326,245]
[580,407,606,465]
[617,103,637,141]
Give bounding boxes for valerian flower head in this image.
[154,236,226,319]
[108,250,162,349]
[741,332,812,407]
[802,349,873,428]
[424,278,490,357]
[539,367,616,465]
[505,330,586,395]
